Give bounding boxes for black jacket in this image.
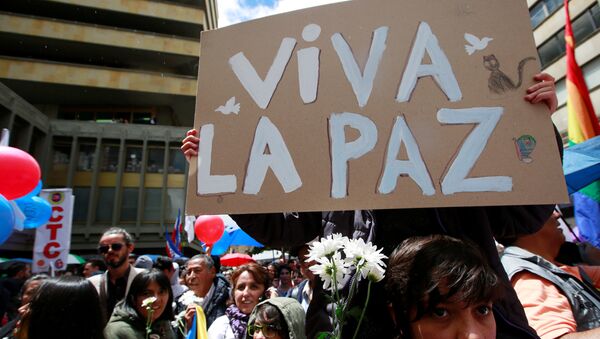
[233,204,554,338]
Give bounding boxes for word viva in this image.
[197,22,513,197]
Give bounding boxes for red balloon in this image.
[194,215,225,245]
[0,146,41,200]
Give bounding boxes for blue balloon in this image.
[0,194,15,245]
[22,180,43,199]
[15,196,52,229]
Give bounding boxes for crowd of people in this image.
[2,73,599,339]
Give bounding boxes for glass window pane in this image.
[572,11,594,43]
[101,145,120,172]
[147,148,164,173]
[592,4,600,28]
[547,0,562,14]
[125,147,143,173]
[73,187,90,222]
[143,188,162,222]
[166,188,184,221]
[538,37,563,67]
[52,139,71,172]
[77,144,96,171]
[530,2,547,28]
[96,187,115,222]
[168,148,186,174]
[120,188,139,221]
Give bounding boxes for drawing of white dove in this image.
[215,96,240,115]
[464,33,493,55]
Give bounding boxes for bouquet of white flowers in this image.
[308,233,387,339]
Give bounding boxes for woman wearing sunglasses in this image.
[247,297,305,339]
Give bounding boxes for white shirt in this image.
[207,315,234,339]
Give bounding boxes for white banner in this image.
[33,189,74,273]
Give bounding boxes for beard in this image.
[105,252,127,269]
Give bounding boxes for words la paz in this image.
[197,21,513,198]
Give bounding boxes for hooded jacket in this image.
[104,300,176,339]
[248,297,306,339]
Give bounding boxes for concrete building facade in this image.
[0,0,217,254]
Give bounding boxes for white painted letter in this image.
[197,124,237,195]
[243,116,302,195]
[437,107,512,194]
[329,112,378,198]
[397,22,462,102]
[298,24,321,104]
[229,37,297,109]
[378,116,435,195]
[331,26,389,108]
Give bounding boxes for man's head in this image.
[154,256,175,280]
[98,227,134,270]
[185,254,216,297]
[82,260,105,278]
[498,211,564,260]
[6,261,32,281]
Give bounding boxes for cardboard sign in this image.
[33,189,74,273]
[186,0,569,214]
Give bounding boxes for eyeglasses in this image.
[247,324,281,338]
[97,243,125,254]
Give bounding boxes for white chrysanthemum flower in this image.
[310,251,349,291]
[307,233,346,262]
[142,296,157,308]
[366,263,385,282]
[178,290,203,307]
[344,238,387,281]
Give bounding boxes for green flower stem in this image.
[352,280,371,339]
[331,264,341,339]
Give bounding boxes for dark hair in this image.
[230,263,269,299]
[101,227,133,245]
[5,261,28,278]
[251,303,289,339]
[124,269,174,321]
[86,259,106,271]
[276,264,291,277]
[386,235,501,336]
[25,276,105,339]
[154,256,174,271]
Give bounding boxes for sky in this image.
[216,0,348,27]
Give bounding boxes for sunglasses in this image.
[97,243,125,254]
[247,324,281,338]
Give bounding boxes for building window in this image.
[125,147,143,173]
[72,187,90,222]
[143,188,162,222]
[147,147,164,173]
[121,188,139,222]
[58,107,158,125]
[168,147,186,174]
[166,188,184,222]
[538,3,600,67]
[530,0,562,28]
[52,138,71,172]
[77,144,96,171]
[101,144,120,172]
[96,187,115,222]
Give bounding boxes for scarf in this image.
[225,304,249,339]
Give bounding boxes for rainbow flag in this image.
[565,0,600,246]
